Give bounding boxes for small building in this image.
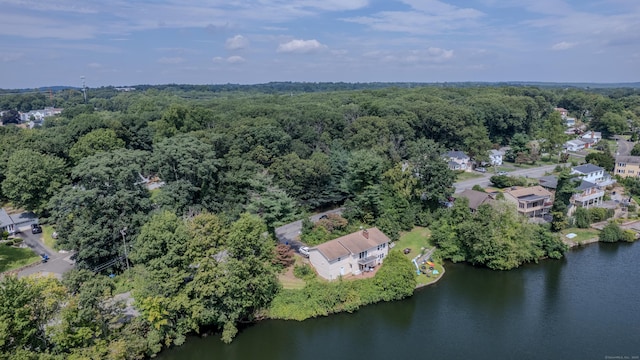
[489,149,504,166]
[571,164,614,186]
[308,228,390,280]
[444,150,471,171]
[0,208,16,235]
[457,189,495,212]
[564,139,586,152]
[565,117,576,127]
[555,107,569,118]
[580,131,602,145]
[503,186,553,218]
[615,156,640,178]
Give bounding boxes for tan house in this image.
[615,156,640,178]
[308,228,390,280]
[503,186,553,218]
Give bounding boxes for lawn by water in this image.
[0,246,40,272]
[393,227,444,286]
[562,228,600,244]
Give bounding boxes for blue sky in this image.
[0,0,639,88]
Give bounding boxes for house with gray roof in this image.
[444,150,471,171]
[308,228,390,280]
[571,164,615,186]
[0,208,16,235]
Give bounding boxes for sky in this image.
[0,0,639,88]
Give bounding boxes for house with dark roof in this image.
[571,164,614,186]
[457,189,495,212]
[308,228,390,280]
[503,186,553,218]
[444,150,471,171]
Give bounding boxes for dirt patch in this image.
[278,263,306,289]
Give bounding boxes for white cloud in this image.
[277,39,327,53]
[212,56,246,64]
[227,55,246,64]
[344,0,484,34]
[367,47,454,64]
[0,52,24,62]
[425,47,454,62]
[157,57,185,64]
[551,41,576,50]
[226,35,249,50]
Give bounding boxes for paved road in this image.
[454,164,567,193]
[14,228,75,279]
[614,137,634,156]
[274,208,344,250]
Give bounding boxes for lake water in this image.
[159,242,640,360]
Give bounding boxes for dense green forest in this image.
[1,83,639,359]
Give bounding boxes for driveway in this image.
[274,208,344,250]
[14,228,75,279]
[614,137,634,156]
[454,164,566,193]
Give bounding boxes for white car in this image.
[299,246,310,257]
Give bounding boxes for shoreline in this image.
[415,265,446,289]
[564,237,599,248]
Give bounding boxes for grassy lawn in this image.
[42,224,57,250]
[0,246,40,272]
[415,262,445,286]
[393,227,433,258]
[278,257,308,290]
[562,228,600,244]
[456,172,484,182]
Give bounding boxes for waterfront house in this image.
[615,156,640,178]
[308,228,390,280]
[570,180,605,213]
[503,186,553,218]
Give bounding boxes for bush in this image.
[293,264,314,280]
[598,222,635,243]
[4,240,14,246]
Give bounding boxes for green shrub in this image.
[293,264,314,280]
[4,240,14,246]
[598,222,635,243]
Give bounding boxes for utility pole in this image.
[81,76,87,104]
[120,227,130,271]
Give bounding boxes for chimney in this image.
[362,229,369,239]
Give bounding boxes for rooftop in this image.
[572,163,604,174]
[312,228,390,262]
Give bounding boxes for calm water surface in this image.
[159,242,640,360]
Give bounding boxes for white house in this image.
[564,139,586,152]
[565,117,576,127]
[444,150,471,171]
[489,149,503,166]
[580,131,602,145]
[308,228,390,280]
[571,164,615,186]
[0,208,16,235]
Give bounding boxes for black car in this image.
[31,224,42,234]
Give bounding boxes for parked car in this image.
[31,224,42,234]
[299,246,310,257]
[475,167,487,173]
[497,171,508,176]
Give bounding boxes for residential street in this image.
[15,228,75,279]
[614,136,634,156]
[454,164,566,193]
